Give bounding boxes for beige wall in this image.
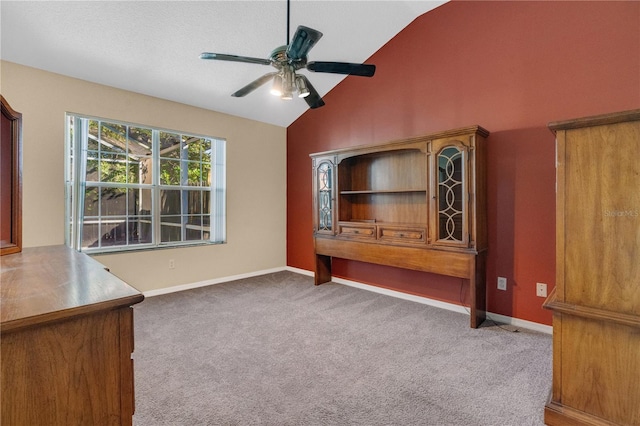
[1,61,287,292]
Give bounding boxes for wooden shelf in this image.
[340,189,427,195]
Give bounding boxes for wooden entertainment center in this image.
[310,126,489,328]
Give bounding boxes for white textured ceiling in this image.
[1,1,446,127]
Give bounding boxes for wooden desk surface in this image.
[1,245,144,333]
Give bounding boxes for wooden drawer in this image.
[378,226,426,244]
[338,223,376,239]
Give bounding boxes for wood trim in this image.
[315,237,476,279]
[548,108,640,133]
[310,125,489,160]
[119,308,135,425]
[544,298,640,329]
[555,130,566,303]
[0,95,22,256]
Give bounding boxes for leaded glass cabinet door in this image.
[312,156,336,235]
[430,140,470,248]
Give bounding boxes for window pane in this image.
[187,161,202,186]
[88,120,99,151]
[138,157,153,184]
[160,159,182,185]
[185,136,203,161]
[187,190,202,214]
[128,127,152,156]
[202,191,211,214]
[81,222,99,249]
[128,160,141,184]
[160,190,181,215]
[201,161,211,186]
[100,217,127,246]
[84,187,99,216]
[160,216,182,242]
[129,189,152,216]
[186,216,202,241]
[130,217,153,244]
[160,132,181,159]
[86,154,99,182]
[101,187,127,216]
[100,122,126,153]
[100,153,128,183]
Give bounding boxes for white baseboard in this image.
[284,265,314,277]
[144,265,552,335]
[143,266,287,297]
[481,311,552,334]
[286,266,552,335]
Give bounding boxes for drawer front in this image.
[378,226,426,244]
[338,224,376,239]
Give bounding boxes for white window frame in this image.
[65,114,226,253]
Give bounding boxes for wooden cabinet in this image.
[311,126,489,328]
[1,245,145,426]
[543,109,640,426]
[1,95,22,256]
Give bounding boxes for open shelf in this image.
[340,188,427,195]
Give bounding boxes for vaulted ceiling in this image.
[1,1,446,127]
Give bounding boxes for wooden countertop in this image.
[1,245,144,333]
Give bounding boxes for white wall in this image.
[1,61,287,292]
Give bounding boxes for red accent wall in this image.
[286,1,640,325]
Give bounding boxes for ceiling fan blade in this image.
[299,75,325,109]
[231,72,278,97]
[307,61,376,77]
[200,52,271,66]
[286,26,323,60]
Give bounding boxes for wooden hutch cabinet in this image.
[543,109,640,425]
[311,125,489,328]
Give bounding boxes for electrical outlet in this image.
[497,277,507,291]
[536,282,547,298]
[169,259,175,269]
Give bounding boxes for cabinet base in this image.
[313,239,486,329]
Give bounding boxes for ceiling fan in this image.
[199,0,376,109]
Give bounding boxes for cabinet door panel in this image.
[429,138,471,248]
[312,157,336,234]
[563,122,640,314]
[1,310,124,425]
[560,315,640,425]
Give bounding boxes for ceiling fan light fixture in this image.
[270,75,284,96]
[281,91,293,100]
[295,76,310,98]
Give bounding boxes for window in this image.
[65,115,226,253]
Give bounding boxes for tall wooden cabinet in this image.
[311,126,489,328]
[543,109,640,425]
[1,245,145,426]
[1,95,22,255]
